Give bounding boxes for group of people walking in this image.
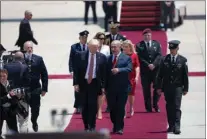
[69,21,189,135]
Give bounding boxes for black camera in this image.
[12,87,28,98]
[10,87,30,119]
[12,87,31,101]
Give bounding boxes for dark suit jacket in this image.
[15,18,38,47]
[69,43,85,73]
[106,53,132,94]
[4,61,30,88]
[106,33,126,46]
[156,54,189,92]
[0,83,10,105]
[73,51,107,93]
[25,54,48,92]
[136,40,162,74]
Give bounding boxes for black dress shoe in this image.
[76,108,81,114]
[105,107,110,113]
[90,128,96,132]
[167,127,174,132]
[154,108,160,113]
[85,128,90,132]
[146,109,152,112]
[173,129,181,134]
[116,130,123,135]
[111,128,116,133]
[32,123,38,132]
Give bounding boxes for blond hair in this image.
[122,40,136,53]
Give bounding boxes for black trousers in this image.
[84,1,97,24]
[140,71,161,111]
[29,91,41,125]
[74,91,81,109]
[81,79,99,129]
[108,92,128,131]
[103,6,117,32]
[163,10,174,31]
[164,87,182,129]
[0,112,18,135]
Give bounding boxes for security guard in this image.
[162,1,175,31]
[15,10,38,51]
[103,1,118,32]
[156,40,189,134]
[136,28,162,112]
[69,30,89,114]
[105,21,126,54]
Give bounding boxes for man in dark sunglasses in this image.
[105,21,126,54]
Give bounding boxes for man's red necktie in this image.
[112,56,117,68]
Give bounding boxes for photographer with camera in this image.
[20,41,48,132]
[0,69,19,139]
[3,52,30,134]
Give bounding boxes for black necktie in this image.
[172,56,175,63]
[82,44,85,51]
[147,42,150,49]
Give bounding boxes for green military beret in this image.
[168,40,181,49]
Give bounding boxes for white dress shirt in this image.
[85,52,96,79]
[99,45,110,57]
[25,53,32,60]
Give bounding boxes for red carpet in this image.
[64,31,168,139]
[48,71,205,79]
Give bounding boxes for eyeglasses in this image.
[99,38,105,40]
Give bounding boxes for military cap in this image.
[79,30,89,37]
[0,44,6,52]
[109,21,120,28]
[142,28,152,35]
[168,40,181,49]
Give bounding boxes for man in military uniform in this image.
[136,28,162,113]
[102,1,118,32]
[15,10,38,51]
[156,40,189,134]
[105,21,126,54]
[69,30,89,114]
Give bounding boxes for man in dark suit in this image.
[69,30,89,114]
[106,40,132,135]
[105,22,126,112]
[73,39,107,132]
[156,40,189,134]
[103,1,117,32]
[84,1,97,25]
[4,52,29,89]
[136,28,162,112]
[18,41,48,132]
[161,1,175,31]
[15,10,38,51]
[105,21,126,112]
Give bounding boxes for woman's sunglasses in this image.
[99,38,105,40]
